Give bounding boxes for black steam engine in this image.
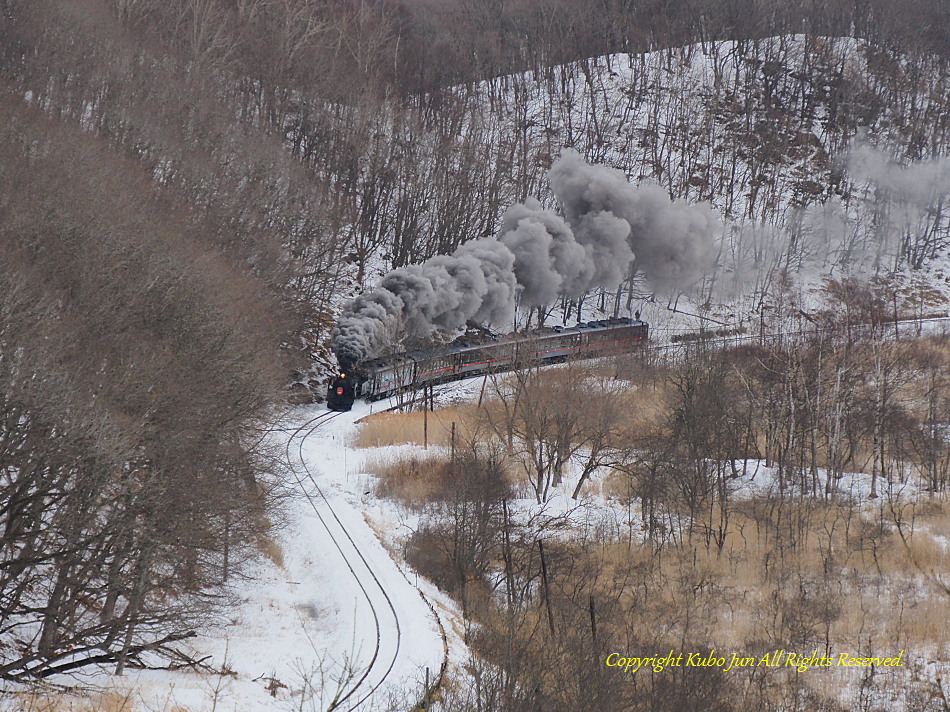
[326,371,358,411]
[327,317,647,411]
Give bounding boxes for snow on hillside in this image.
[11,36,950,712]
[452,36,950,339]
[0,406,463,712]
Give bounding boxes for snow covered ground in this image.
[5,353,950,711]
[1,405,463,712]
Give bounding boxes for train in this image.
[326,317,648,411]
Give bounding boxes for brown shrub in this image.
[8,689,143,712]
[367,453,452,503]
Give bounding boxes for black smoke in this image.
[331,237,516,368]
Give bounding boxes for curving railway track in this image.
[284,408,448,711]
[274,313,950,708]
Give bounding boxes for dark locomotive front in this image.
[326,371,358,411]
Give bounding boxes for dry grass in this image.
[587,496,950,663]
[893,596,950,645]
[884,528,947,572]
[598,469,630,500]
[353,406,477,448]
[8,689,146,712]
[353,368,669,456]
[364,452,452,504]
[914,500,950,537]
[620,380,674,432]
[259,534,285,569]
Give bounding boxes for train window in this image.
[463,349,484,365]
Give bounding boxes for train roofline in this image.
[356,318,647,369]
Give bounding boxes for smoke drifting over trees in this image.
[847,143,950,269]
[332,150,719,366]
[718,142,950,301]
[549,149,720,290]
[497,199,593,303]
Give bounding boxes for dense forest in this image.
[2,0,950,705]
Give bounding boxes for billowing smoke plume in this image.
[847,142,950,204]
[332,150,720,366]
[498,199,595,302]
[331,237,516,368]
[549,148,719,289]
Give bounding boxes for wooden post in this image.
[450,421,456,464]
[223,509,230,582]
[893,291,899,341]
[538,539,555,636]
[589,594,597,642]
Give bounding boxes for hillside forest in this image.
[3,0,950,709]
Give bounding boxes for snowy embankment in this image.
[2,405,460,712]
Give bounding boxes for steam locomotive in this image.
[326,317,648,411]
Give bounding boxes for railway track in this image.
[273,312,950,708]
[284,408,448,711]
[649,313,950,353]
